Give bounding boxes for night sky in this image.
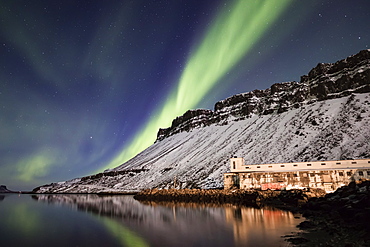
[1,0,369,190]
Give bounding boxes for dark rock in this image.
[286,237,309,245]
[297,220,316,230]
[298,180,370,246]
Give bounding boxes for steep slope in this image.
[34,50,370,193]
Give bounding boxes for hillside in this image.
[34,49,370,193]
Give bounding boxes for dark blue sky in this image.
[1,0,369,190]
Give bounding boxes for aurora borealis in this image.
[1,0,369,190]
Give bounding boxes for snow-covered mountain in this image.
[34,49,370,193]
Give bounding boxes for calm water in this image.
[0,193,303,247]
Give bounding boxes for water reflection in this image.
[33,194,303,247]
[0,194,123,247]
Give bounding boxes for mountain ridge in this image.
[157,49,370,141]
[33,49,370,193]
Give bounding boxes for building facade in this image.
[224,158,370,192]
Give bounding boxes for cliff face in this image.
[157,49,370,141]
[34,50,370,193]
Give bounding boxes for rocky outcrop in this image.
[157,49,370,141]
[157,109,215,139]
[302,180,370,232]
[286,180,370,246]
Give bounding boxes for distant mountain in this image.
[34,49,370,193]
[0,185,14,193]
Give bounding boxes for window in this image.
[347,172,352,176]
[245,166,250,169]
[280,165,285,167]
[307,164,312,166]
[233,161,236,169]
[293,164,298,167]
[321,163,326,166]
[339,172,344,176]
[336,162,341,165]
[293,174,298,177]
[257,166,261,168]
[226,175,229,178]
[352,161,357,164]
[368,161,370,164]
[268,166,273,168]
[367,171,370,176]
[359,171,364,176]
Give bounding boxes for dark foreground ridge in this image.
[292,180,370,246]
[135,181,370,246]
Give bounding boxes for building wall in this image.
[224,159,370,192]
[230,157,245,171]
[224,173,239,190]
[237,169,370,192]
[230,159,370,173]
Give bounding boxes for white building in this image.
[224,158,370,192]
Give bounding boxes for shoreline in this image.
[6,181,370,246]
[134,188,325,212]
[134,182,370,246]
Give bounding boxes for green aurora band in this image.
[103,0,292,170]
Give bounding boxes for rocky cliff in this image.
[34,49,370,193]
[157,49,370,141]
